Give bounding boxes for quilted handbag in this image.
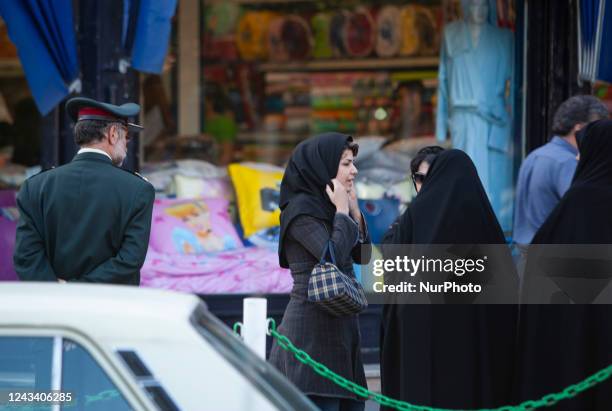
[307,241,368,317]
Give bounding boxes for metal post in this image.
[242,298,268,359]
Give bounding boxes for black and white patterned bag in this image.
[307,241,367,316]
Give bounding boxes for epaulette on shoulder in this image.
[118,167,150,183]
[134,171,150,183]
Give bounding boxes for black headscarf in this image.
[387,149,506,244]
[278,132,355,268]
[531,118,612,244]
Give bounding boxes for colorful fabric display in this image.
[344,7,376,58]
[236,11,276,60]
[399,5,439,56]
[281,15,313,60]
[311,12,333,59]
[399,5,420,56]
[376,5,402,57]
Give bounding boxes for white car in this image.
[0,283,318,411]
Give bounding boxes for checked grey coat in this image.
[269,212,371,400]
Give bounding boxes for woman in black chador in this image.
[380,149,518,410]
[270,133,371,411]
[517,119,612,410]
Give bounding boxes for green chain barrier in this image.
[241,318,612,411]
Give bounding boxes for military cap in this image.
[66,97,143,132]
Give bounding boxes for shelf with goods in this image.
[201,1,444,164]
[258,57,439,72]
[224,65,440,165]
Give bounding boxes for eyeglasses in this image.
[112,123,129,138]
[412,172,427,190]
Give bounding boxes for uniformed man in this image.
[13,97,155,284]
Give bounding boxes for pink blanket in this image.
[141,246,293,294]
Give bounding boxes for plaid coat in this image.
[269,212,371,399]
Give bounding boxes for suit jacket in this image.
[13,152,155,284]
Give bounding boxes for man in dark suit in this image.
[13,97,155,284]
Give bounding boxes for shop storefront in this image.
[139,0,520,234]
[1,0,612,313]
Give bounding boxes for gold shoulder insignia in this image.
[134,172,149,182]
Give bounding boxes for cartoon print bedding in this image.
[141,246,292,294]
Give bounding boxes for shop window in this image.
[141,0,522,230]
[196,0,448,166]
[141,0,470,166]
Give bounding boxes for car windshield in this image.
[190,304,317,411]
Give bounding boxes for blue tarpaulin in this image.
[130,0,177,74]
[0,0,79,115]
[579,0,612,83]
[597,1,612,82]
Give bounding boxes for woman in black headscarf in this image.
[380,149,518,410]
[270,133,372,411]
[516,119,612,410]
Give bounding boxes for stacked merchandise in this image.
[203,3,443,65]
[225,5,441,62]
[310,72,393,136]
[264,72,311,136]
[201,3,443,163]
[310,73,356,134]
[267,15,313,61]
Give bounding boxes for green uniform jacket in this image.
[13,152,155,284]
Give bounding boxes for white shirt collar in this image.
[77,148,112,161]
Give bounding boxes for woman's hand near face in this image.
[326,179,350,215]
[347,185,361,220]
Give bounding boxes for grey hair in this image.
[73,120,118,146]
[552,95,609,136]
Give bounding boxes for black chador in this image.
[517,119,612,410]
[380,150,518,410]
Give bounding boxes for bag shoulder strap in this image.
[318,223,337,265]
